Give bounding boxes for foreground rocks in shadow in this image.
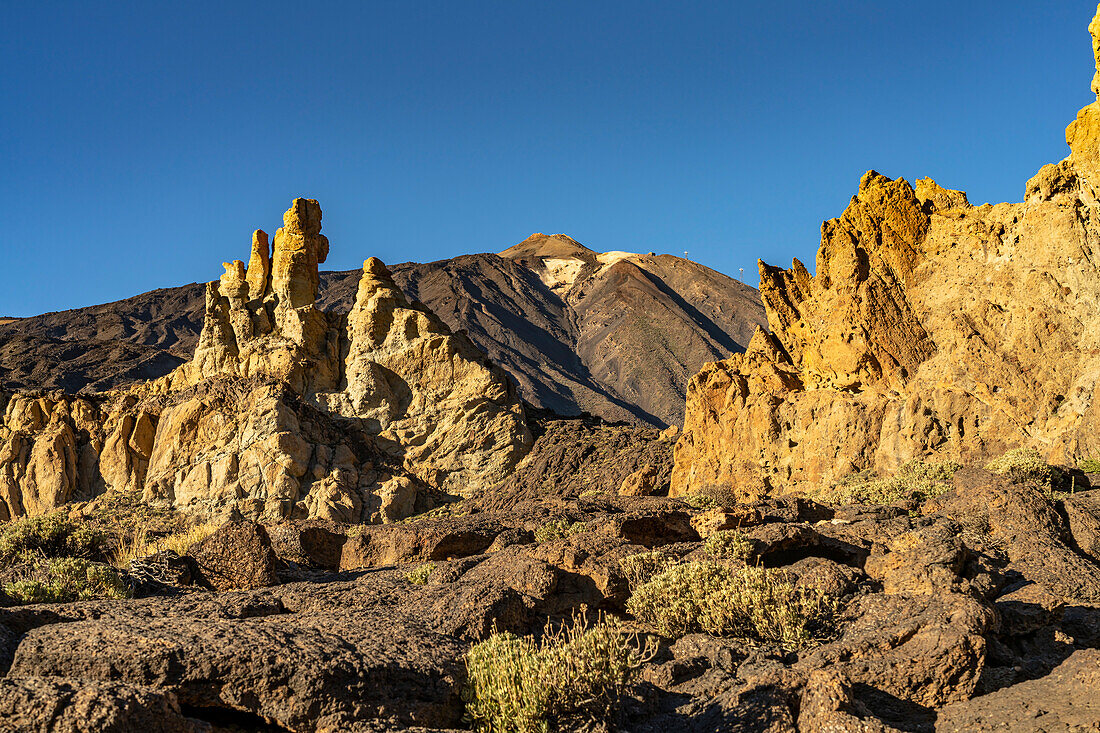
[2,455,1098,732]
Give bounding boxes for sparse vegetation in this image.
[112,520,221,568]
[816,459,960,506]
[617,550,677,592]
[463,612,656,733]
[533,519,589,543]
[681,483,738,510]
[406,562,434,585]
[2,556,131,605]
[0,513,106,565]
[704,530,753,562]
[1078,458,1100,474]
[985,448,1055,484]
[626,561,836,647]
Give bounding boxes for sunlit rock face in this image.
[672,6,1100,499]
[0,199,532,522]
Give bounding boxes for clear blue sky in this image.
[2,1,1096,317]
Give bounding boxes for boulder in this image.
[188,521,279,591]
[1062,490,1100,563]
[0,677,208,733]
[935,649,1100,732]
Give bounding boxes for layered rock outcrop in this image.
[0,199,532,521]
[672,9,1100,498]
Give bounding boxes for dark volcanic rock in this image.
[935,649,1100,732]
[0,677,208,733]
[481,416,677,510]
[189,521,280,591]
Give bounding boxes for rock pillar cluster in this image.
[672,5,1100,497]
[0,198,532,522]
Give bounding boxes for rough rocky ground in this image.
[2,464,1099,732]
[0,240,764,427]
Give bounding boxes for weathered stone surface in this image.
[690,506,764,538]
[267,520,347,570]
[314,257,531,495]
[482,416,673,510]
[1063,489,1100,563]
[935,649,1100,732]
[672,7,1100,496]
[188,520,279,591]
[0,677,208,733]
[7,595,466,731]
[797,592,994,710]
[0,198,533,520]
[340,517,504,570]
[930,469,1100,604]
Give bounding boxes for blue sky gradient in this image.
[2,1,1096,316]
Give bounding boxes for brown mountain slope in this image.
[0,237,765,426]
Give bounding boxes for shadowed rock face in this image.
[1,237,765,428]
[671,9,1100,498]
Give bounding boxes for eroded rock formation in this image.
[672,10,1100,497]
[0,199,532,521]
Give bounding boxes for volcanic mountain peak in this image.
[499,232,596,261]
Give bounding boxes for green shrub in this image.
[463,614,655,733]
[704,530,753,562]
[3,557,131,605]
[1078,458,1100,474]
[985,448,1054,484]
[406,562,434,585]
[0,514,106,565]
[626,561,835,647]
[533,519,589,543]
[817,459,959,506]
[617,550,677,592]
[681,483,738,510]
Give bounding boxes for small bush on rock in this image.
[618,550,677,592]
[0,514,106,565]
[1080,458,1100,474]
[464,613,655,733]
[818,459,959,506]
[681,483,738,510]
[985,448,1055,484]
[704,530,752,562]
[406,562,434,585]
[3,557,130,605]
[533,519,589,543]
[626,561,835,647]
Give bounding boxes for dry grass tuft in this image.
[112,520,221,568]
